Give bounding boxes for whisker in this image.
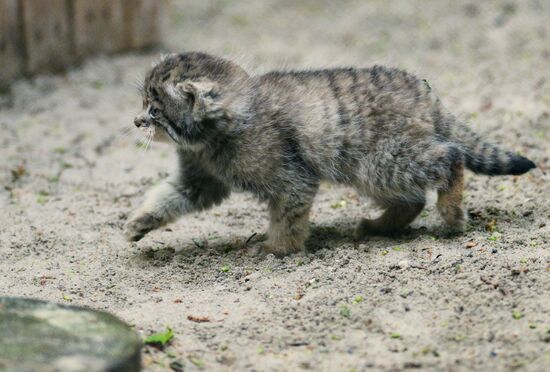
[135,134,147,149]
[133,76,145,94]
[110,126,138,146]
[149,128,156,150]
[143,133,151,152]
[148,130,155,151]
[113,125,133,137]
[119,127,134,138]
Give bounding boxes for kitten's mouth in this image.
[134,119,179,145]
[137,124,153,136]
[149,124,175,144]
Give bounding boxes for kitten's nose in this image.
[134,117,145,128]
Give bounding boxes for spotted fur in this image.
[124,52,536,255]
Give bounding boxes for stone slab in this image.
[0,297,141,372]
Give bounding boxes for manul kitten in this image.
[124,52,536,255]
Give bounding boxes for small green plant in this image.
[144,327,174,346]
[189,356,205,368]
[36,195,48,205]
[454,334,466,341]
[512,311,523,320]
[330,200,347,209]
[340,305,351,318]
[488,232,501,241]
[91,81,104,90]
[353,295,364,304]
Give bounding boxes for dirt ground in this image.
[1,1,549,371]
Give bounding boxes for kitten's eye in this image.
[150,107,161,118]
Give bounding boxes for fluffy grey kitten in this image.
[124,52,536,255]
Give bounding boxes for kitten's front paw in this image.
[123,213,161,242]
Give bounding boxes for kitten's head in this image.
[134,52,251,149]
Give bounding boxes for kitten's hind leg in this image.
[355,200,425,240]
[437,156,466,233]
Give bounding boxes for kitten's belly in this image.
[298,124,366,183]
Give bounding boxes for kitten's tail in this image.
[449,122,536,175]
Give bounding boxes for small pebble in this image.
[492,248,498,254]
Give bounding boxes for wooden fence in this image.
[0,0,166,90]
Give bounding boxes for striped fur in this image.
[124,52,536,254]
[449,122,536,175]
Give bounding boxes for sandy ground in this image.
[1,0,549,370]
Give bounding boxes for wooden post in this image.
[126,0,165,49]
[0,0,165,89]
[72,0,127,58]
[20,0,73,74]
[0,0,24,91]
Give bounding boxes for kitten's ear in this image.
[176,80,226,122]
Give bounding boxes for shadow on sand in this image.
[132,217,459,266]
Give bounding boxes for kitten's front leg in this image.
[263,188,317,256]
[124,167,230,241]
[124,181,190,241]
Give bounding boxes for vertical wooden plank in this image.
[127,0,165,49]
[0,0,24,90]
[135,0,164,48]
[21,0,73,74]
[1,0,166,90]
[72,0,127,58]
